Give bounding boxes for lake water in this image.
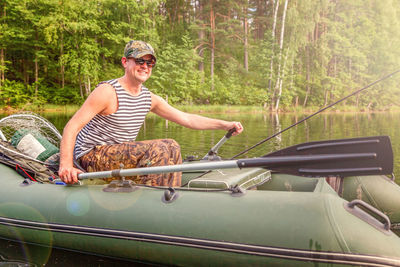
[1,111,399,266]
[44,111,400,184]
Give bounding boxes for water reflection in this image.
[40,111,400,184]
[273,113,282,151]
[0,238,148,267]
[0,241,33,267]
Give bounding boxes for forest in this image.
[0,0,399,110]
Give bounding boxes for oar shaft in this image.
[203,128,236,159]
[208,136,229,154]
[78,160,239,180]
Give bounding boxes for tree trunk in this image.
[210,2,215,91]
[348,59,352,105]
[60,29,65,89]
[324,89,329,106]
[254,0,269,41]
[198,37,205,72]
[22,59,29,85]
[79,73,83,98]
[78,59,83,98]
[127,4,133,38]
[274,0,289,112]
[34,31,39,97]
[171,0,180,30]
[332,56,336,102]
[268,0,279,94]
[303,47,311,107]
[275,47,289,112]
[289,55,295,99]
[0,2,5,87]
[0,48,3,87]
[58,0,65,88]
[84,76,91,96]
[271,0,278,39]
[243,12,248,72]
[197,0,205,72]
[34,54,38,96]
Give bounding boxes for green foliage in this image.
[39,85,83,105]
[0,80,30,107]
[0,0,399,110]
[148,34,203,104]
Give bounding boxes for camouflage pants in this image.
[78,139,182,187]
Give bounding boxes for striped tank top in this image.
[74,79,152,159]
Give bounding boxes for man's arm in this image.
[58,84,116,184]
[150,93,243,135]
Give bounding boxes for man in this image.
[59,40,243,185]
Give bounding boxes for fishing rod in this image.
[231,69,400,159]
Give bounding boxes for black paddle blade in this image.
[254,136,393,177]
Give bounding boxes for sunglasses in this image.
[128,57,156,67]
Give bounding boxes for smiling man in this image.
[58,40,243,186]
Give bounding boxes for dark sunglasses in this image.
[128,57,156,67]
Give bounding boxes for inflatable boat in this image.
[0,113,400,266]
[1,162,400,266]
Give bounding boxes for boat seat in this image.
[188,168,271,189]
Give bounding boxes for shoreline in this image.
[1,104,399,116]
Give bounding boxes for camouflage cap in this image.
[124,40,156,60]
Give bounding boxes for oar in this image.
[78,136,393,180]
[202,128,236,160]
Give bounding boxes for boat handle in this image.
[162,187,179,203]
[347,199,391,231]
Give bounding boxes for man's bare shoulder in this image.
[92,83,115,95]
[82,83,116,112]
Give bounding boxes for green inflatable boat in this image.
[1,114,400,266]
[1,163,400,266]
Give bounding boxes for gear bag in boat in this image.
[11,129,59,162]
[0,139,58,183]
[0,113,62,183]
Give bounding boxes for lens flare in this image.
[66,192,90,216]
[0,202,52,265]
